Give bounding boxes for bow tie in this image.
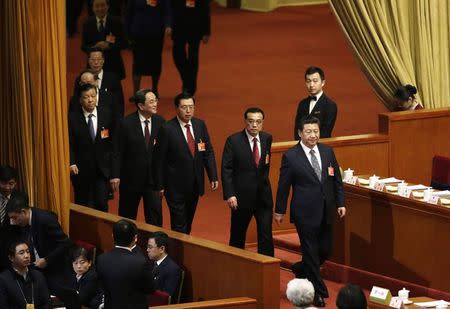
[310,96,317,101]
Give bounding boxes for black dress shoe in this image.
[291,261,307,278]
[313,295,325,307]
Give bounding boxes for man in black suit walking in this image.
[153,93,218,234]
[147,231,182,300]
[114,89,165,226]
[97,219,154,309]
[221,107,274,257]
[82,0,127,80]
[294,66,337,140]
[69,83,117,212]
[275,116,346,307]
[171,0,211,95]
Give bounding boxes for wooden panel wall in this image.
[69,205,280,309]
[153,297,257,308]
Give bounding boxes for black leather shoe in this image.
[314,295,325,307]
[291,261,306,278]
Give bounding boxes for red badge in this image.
[265,154,270,164]
[147,0,157,6]
[328,165,334,176]
[106,33,116,43]
[186,0,195,8]
[100,128,109,139]
[197,141,206,152]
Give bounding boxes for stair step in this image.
[273,232,301,253]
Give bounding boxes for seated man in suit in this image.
[96,219,154,309]
[147,231,182,301]
[0,240,51,309]
[6,194,71,292]
[294,66,337,140]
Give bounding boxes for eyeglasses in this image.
[147,245,159,249]
[246,119,263,125]
[179,105,195,111]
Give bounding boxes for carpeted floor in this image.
[66,2,386,307]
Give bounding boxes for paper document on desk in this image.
[406,184,430,190]
[378,177,403,183]
[415,300,450,307]
[431,190,450,196]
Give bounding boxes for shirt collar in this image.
[156,254,168,266]
[300,140,319,155]
[115,245,132,252]
[310,91,324,101]
[82,107,97,118]
[245,130,259,143]
[177,117,192,128]
[138,112,151,122]
[97,70,104,80]
[96,15,108,23]
[28,208,32,226]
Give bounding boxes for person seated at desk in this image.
[0,240,51,309]
[336,283,367,309]
[286,278,316,309]
[394,84,423,111]
[67,246,102,309]
[147,231,182,301]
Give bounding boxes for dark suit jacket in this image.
[221,130,273,209]
[96,247,154,309]
[152,256,181,298]
[153,117,218,198]
[0,191,19,272]
[69,105,117,182]
[67,268,102,309]
[294,94,337,139]
[0,267,50,309]
[99,70,124,116]
[170,0,210,39]
[114,112,166,192]
[275,143,344,227]
[81,15,127,79]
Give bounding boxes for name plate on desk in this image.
[428,195,440,205]
[370,286,392,305]
[389,297,403,308]
[344,176,358,185]
[374,182,385,192]
[398,187,412,198]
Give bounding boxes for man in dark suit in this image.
[294,66,337,140]
[113,89,165,226]
[221,107,274,257]
[6,194,71,292]
[171,0,210,95]
[0,241,51,309]
[0,165,19,272]
[147,231,182,300]
[69,83,117,211]
[153,93,218,234]
[97,219,155,309]
[81,0,127,80]
[88,49,124,116]
[275,116,346,307]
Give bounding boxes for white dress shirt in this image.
[139,112,152,137]
[177,117,195,141]
[245,130,261,156]
[300,141,322,170]
[83,108,98,134]
[309,91,324,114]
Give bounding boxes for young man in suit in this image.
[6,194,71,293]
[0,241,51,309]
[275,116,346,307]
[88,49,124,116]
[171,0,211,95]
[69,83,117,212]
[81,0,127,80]
[147,231,182,300]
[153,92,218,234]
[96,219,154,309]
[294,66,337,140]
[221,107,274,257]
[113,89,165,226]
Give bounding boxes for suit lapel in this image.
[310,95,324,115]
[173,118,193,157]
[239,130,256,167]
[132,112,148,151]
[295,144,321,183]
[318,144,328,183]
[258,133,266,168]
[77,109,93,143]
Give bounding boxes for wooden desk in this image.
[333,182,450,292]
[69,204,280,309]
[369,297,436,309]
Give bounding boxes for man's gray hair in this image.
[286,278,315,308]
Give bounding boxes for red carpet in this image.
[66,3,388,307]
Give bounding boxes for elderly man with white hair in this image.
[286,278,316,309]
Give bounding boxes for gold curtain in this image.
[328,0,450,110]
[0,0,70,231]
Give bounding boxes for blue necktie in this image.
[310,149,321,181]
[88,114,96,142]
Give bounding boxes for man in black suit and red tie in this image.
[221,107,274,257]
[69,83,117,212]
[113,89,165,226]
[82,0,127,80]
[153,93,218,234]
[294,66,337,140]
[275,116,346,307]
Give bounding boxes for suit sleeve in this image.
[153,125,169,191]
[201,0,211,36]
[161,266,181,297]
[294,102,302,140]
[275,153,293,214]
[42,213,70,266]
[68,115,77,166]
[107,17,127,52]
[0,277,8,309]
[140,259,155,294]
[35,271,51,309]
[331,149,345,207]
[221,137,235,200]
[320,100,337,138]
[111,119,124,179]
[81,20,93,53]
[201,122,218,182]
[78,272,101,307]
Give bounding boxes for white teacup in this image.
[369,175,379,188]
[398,288,409,301]
[344,169,354,181]
[423,189,433,202]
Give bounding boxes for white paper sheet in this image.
[406,184,430,190]
[415,300,450,307]
[378,177,403,183]
[431,190,450,196]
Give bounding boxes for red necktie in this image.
[144,120,150,148]
[253,137,260,167]
[185,124,195,156]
